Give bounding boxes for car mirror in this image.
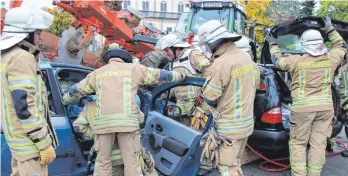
[166,104,182,118]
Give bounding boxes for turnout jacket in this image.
[271,29,347,112]
[203,42,260,140]
[170,49,210,114]
[1,45,58,162]
[63,58,184,134]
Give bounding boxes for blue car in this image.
[1,62,214,176]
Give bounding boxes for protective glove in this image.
[40,145,56,165]
[321,16,333,33]
[265,32,277,46]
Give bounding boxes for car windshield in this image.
[277,34,304,54]
[190,8,230,34]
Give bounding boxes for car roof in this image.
[40,61,94,71]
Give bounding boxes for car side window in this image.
[41,70,57,114]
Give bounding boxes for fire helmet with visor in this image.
[0,6,54,50]
[300,29,327,56]
[197,20,241,59]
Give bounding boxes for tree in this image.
[300,0,316,17]
[245,0,273,43]
[267,0,302,24]
[317,0,348,22]
[44,7,74,37]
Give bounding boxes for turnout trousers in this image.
[218,137,248,176]
[11,157,48,176]
[93,131,143,176]
[290,110,333,176]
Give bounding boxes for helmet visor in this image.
[302,43,328,56]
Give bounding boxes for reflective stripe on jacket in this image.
[63,58,184,134]
[271,29,347,112]
[73,102,123,164]
[203,42,260,140]
[1,46,58,161]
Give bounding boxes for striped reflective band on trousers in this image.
[215,116,254,135]
[111,149,122,161]
[292,96,332,107]
[289,138,306,171]
[93,114,140,130]
[221,165,230,176]
[307,161,325,173]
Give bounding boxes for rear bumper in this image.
[248,129,289,151]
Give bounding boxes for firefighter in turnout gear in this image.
[62,48,185,176]
[73,101,125,176]
[334,44,348,157]
[266,17,347,176]
[0,6,58,176]
[198,20,260,176]
[156,33,210,129]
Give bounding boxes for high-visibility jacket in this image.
[63,58,184,134]
[170,49,210,115]
[1,44,58,162]
[203,42,260,140]
[73,102,123,164]
[271,29,347,112]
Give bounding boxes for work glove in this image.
[321,16,334,34]
[40,145,56,165]
[190,107,208,131]
[265,32,277,46]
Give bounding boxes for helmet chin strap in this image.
[17,40,40,56]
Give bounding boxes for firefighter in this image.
[73,101,125,175]
[62,48,185,176]
[265,17,347,176]
[155,33,210,129]
[0,6,58,175]
[334,44,348,157]
[198,20,260,175]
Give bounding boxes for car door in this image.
[43,64,88,175]
[141,77,214,176]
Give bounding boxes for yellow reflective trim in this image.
[96,80,102,116]
[0,63,6,72]
[207,82,223,93]
[232,64,259,78]
[297,60,331,69]
[298,70,305,98]
[2,89,14,138]
[8,76,36,81]
[123,77,132,114]
[222,165,229,176]
[96,71,131,80]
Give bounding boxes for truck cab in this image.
[175,0,257,60]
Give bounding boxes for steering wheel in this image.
[79,96,94,107]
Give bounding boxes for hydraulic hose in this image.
[246,140,347,172]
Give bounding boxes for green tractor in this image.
[175,0,258,60]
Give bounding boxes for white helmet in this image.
[300,29,327,56]
[108,43,120,50]
[235,36,251,52]
[0,6,54,50]
[155,33,190,51]
[197,20,241,58]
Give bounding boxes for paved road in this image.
[242,128,348,176]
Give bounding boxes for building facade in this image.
[124,0,190,32]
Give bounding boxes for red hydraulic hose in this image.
[246,140,347,172]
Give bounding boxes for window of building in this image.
[178,3,184,13]
[142,0,149,11]
[124,0,131,8]
[167,27,172,33]
[160,1,167,12]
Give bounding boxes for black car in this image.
[248,16,348,151]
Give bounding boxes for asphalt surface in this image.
[242,128,348,176]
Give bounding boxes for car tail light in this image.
[258,76,266,91]
[261,106,282,124]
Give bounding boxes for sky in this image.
[1,0,54,9]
